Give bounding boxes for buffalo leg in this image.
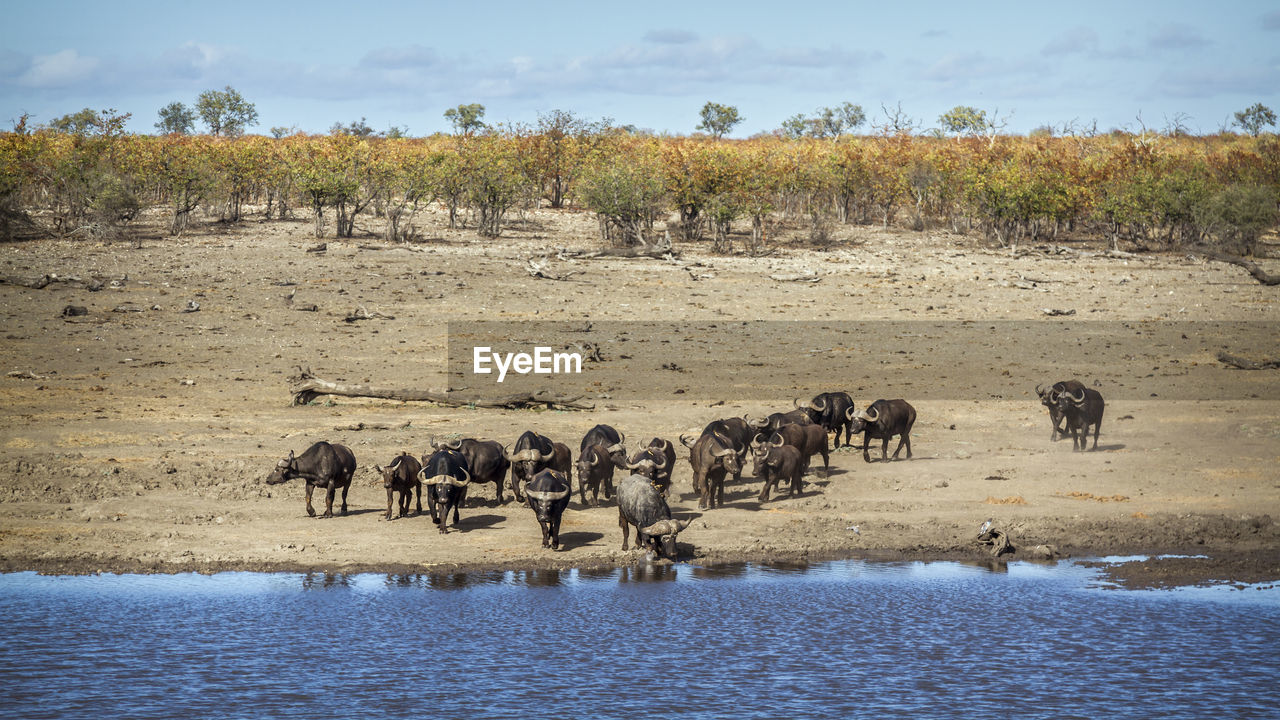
[538,519,550,548]
[339,483,349,516]
[862,433,873,464]
[1090,419,1101,451]
[438,501,450,534]
[452,498,461,526]
[758,473,775,503]
[305,483,317,517]
[385,487,394,520]
[619,510,631,551]
[892,434,910,460]
[413,481,422,515]
[321,486,335,518]
[550,515,561,550]
[881,437,890,462]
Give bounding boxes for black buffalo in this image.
[432,437,510,505]
[1035,380,1086,442]
[1056,386,1104,451]
[576,444,617,507]
[680,430,742,510]
[808,392,857,448]
[420,448,471,534]
[849,399,917,463]
[751,436,804,503]
[375,453,421,520]
[266,441,356,518]
[616,473,691,560]
[524,469,573,550]
[624,438,675,496]
[507,431,571,503]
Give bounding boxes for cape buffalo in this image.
[755,422,829,478]
[266,441,356,518]
[624,438,674,496]
[420,448,471,534]
[752,437,804,503]
[616,473,691,560]
[506,431,570,503]
[375,453,421,520]
[1036,380,1086,442]
[576,444,617,507]
[432,437,510,505]
[1056,386,1104,451]
[525,469,573,550]
[680,430,742,510]
[808,392,857,448]
[849,399,917,463]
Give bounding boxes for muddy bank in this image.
[2,210,1278,589]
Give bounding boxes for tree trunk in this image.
[288,369,595,410]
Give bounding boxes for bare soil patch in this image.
[2,207,1278,588]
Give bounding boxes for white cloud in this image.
[19,49,99,88]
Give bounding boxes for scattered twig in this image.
[343,307,395,322]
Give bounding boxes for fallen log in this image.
[578,246,677,259]
[1217,352,1280,370]
[289,369,594,410]
[1199,249,1280,286]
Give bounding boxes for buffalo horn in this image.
[445,438,463,450]
[679,433,696,448]
[1066,388,1086,404]
[770,433,784,448]
[812,395,828,411]
[525,488,571,501]
[1035,384,1045,397]
[641,519,679,536]
[864,406,880,423]
[653,452,669,470]
[746,414,768,428]
[845,406,856,421]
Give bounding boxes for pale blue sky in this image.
[2,0,1277,136]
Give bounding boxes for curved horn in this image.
[445,438,463,450]
[429,435,440,449]
[752,433,766,448]
[793,397,807,409]
[641,519,678,536]
[845,406,856,421]
[653,452,669,470]
[625,457,646,469]
[679,433,696,448]
[616,431,626,447]
[676,518,692,532]
[812,395,828,411]
[1035,383,1045,397]
[746,414,768,428]
[502,444,512,461]
[770,433,785,448]
[1066,388,1086,403]
[525,488,571,501]
[864,406,880,423]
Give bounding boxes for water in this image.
[2,560,1277,719]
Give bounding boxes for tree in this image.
[938,106,992,136]
[47,108,101,136]
[330,117,378,137]
[444,103,486,135]
[876,102,920,135]
[1233,103,1277,136]
[195,86,258,137]
[780,103,866,139]
[697,102,743,139]
[155,102,195,135]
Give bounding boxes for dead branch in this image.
[1217,352,1280,370]
[1,273,121,291]
[1198,249,1280,286]
[288,368,594,410]
[976,526,1016,557]
[525,257,583,281]
[769,271,821,283]
[343,307,395,322]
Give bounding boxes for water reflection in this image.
[301,572,350,590]
[617,562,677,584]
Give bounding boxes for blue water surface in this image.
[1,560,1277,719]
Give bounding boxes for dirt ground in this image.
[2,206,1278,589]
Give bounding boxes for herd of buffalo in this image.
[265,383,1104,560]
